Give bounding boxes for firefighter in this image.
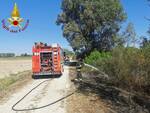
[75,61,83,81]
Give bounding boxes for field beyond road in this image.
[0,57,31,79]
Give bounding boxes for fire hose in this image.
[12,63,106,111]
[12,79,76,111]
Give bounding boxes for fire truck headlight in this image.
[33,52,39,56]
[54,52,57,55]
[36,53,39,56]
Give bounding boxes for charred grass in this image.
[78,67,150,113]
[67,66,150,113]
[67,68,111,113]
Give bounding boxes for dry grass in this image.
[0,71,32,103]
[0,57,31,79]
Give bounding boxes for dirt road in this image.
[0,66,71,113]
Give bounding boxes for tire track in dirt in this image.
[0,66,70,113]
[25,80,52,113]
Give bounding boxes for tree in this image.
[140,36,150,47]
[57,0,126,58]
[0,53,15,57]
[121,22,137,47]
[63,48,74,56]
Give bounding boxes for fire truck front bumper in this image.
[32,72,62,78]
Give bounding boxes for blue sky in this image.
[0,0,149,55]
[121,0,150,37]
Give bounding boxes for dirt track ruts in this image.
[0,66,70,113]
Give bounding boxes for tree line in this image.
[0,53,15,57]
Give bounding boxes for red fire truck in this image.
[32,42,64,78]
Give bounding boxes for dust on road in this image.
[0,66,71,113]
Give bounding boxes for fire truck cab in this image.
[32,42,64,78]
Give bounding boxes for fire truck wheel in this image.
[32,75,37,79]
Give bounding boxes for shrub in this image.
[84,50,111,67]
[84,46,150,94]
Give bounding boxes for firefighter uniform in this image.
[76,62,82,81]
